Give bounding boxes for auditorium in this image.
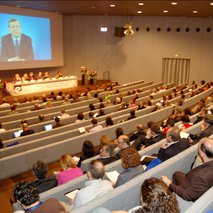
[0,1,212,213]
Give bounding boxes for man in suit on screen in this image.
[0,18,34,62]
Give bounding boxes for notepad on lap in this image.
[180,131,190,139]
[105,170,120,183]
[141,155,157,163]
[64,189,79,199]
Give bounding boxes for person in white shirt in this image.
[60,110,70,119]
[71,160,113,209]
[0,99,10,108]
[89,118,103,133]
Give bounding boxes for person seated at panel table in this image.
[56,70,63,79]
[21,73,30,82]
[36,71,43,80]
[28,71,35,81]
[42,71,50,80]
[13,73,22,83]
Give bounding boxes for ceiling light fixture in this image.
[192,10,198,13]
[210,2,213,5]
[163,10,168,13]
[138,2,144,6]
[137,11,142,14]
[100,27,108,32]
[110,4,115,7]
[171,2,178,5]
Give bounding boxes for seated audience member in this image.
[53,116,64,129]
[77,140,96,167]
[32,103,42,111]
[129,124,145,141]
[36,71,43,80]
[71,160,113,209]
[100,135,113,146]
[12,181,66,213]
[127,110,136,120]
[193,107,208,124]
[105,116,114,127]
[98,108,105,117]
[42,71,50,80]
[13,73,22,83]
[75,112,85,123]
[178,114,192,131]
[145,121,155,139]
[190,114,213,143]
[115,127,124,139]
[49,91,55,100]
[20,123,35,137]
[158,127,191,162]
[89,103,95,111]
[132,124,165,150]
[57,154,83,185]
[56,70,63,79]
[162,117,175,135]
[110,178,179,213]
[99,144,118,165]
[114,148,143,188]
[31,161,57,193]
[116,135,130,158]
[38,114,45,122]
[138,101,146,110]
[89,118,103,132]
[8,105,18,115]
[56,91,63,100]
[0,123,6,133]
[60,110,70,119]
[162,137,213,201]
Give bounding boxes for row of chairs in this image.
[12,122,211,212]
[0,86,212,179]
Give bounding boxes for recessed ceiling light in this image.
[110,4,115,7]
[137,11,142,14]
[210,2,213,5]
[91,6,96,9]
[163,10,168,13]
[138,2,144,6]
[100,27,108,32]
[193,10,198,13]
[171,2,178,5]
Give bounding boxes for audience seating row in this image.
[12,123,204,212]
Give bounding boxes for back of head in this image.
[121,147,141,169]
[167,127,180,142]
[115,127,124,138]
[100,135,112,145]
[54,116,60,123]
[151,124,161,135]
[92,118,98,125]
[82,140,95,156]
[88,160,105,179]
[21,122,29,131]
[118,135,130,146]
[13,181,39,207]
[141,178,179,213]
[33,161,48,180]
[77,112,84,120]
[199,138,213,161]
[60,154,76,170]
[105,116,114,126]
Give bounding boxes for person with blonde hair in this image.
[57,154,83,185]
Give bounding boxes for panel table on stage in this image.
[6,76,78,96]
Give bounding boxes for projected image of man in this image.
[0,18,34,62]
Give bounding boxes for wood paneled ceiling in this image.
[0,1,213,17]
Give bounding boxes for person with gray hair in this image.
[115,135,130,158]
[157,127,190,162]
[31,161,57,193]
[71,160,113,209]
[162,137,213,201]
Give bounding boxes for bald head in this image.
[87,160,105,180]
[166,127,180,143]
[117,135,130,149]
[198,138,213,162]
